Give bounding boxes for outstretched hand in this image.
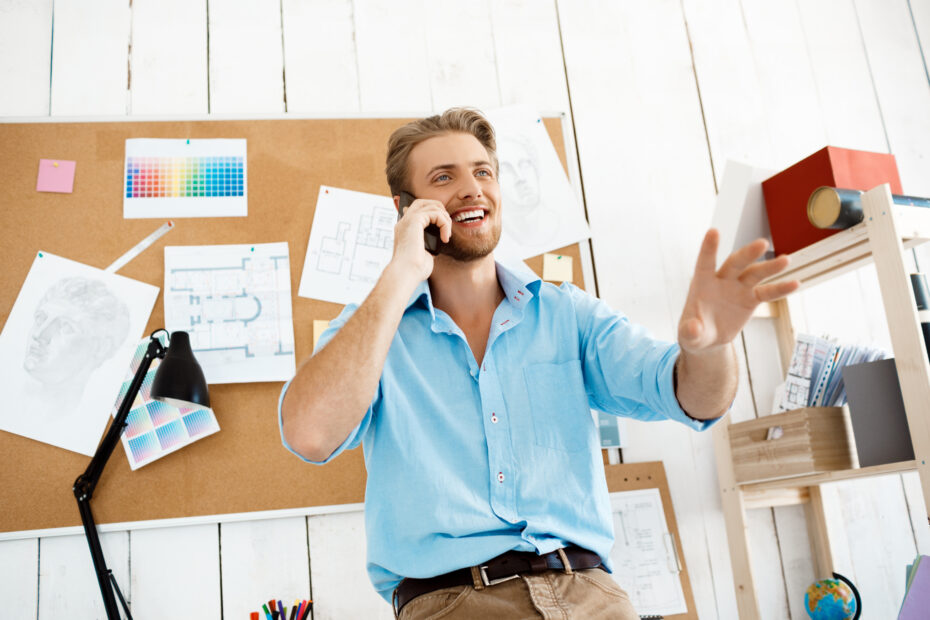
[678,229,800,354]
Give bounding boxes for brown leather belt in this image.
[393,546,603,615]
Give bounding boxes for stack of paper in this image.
[899,554,929,618]
[778,334,886,411]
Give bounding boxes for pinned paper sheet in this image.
[36,159,76,193]
[0,251,158,456]
[313,320,331,351]
[123,138,247,218]
[164,242,296,384]
[542,253,573,282]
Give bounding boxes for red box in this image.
[761,147,902,255]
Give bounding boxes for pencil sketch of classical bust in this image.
[498,133,560,248]
[23,277,130,407]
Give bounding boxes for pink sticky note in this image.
[36,159,76,193]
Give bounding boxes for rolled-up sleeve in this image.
[278,303,379,463]
[566,284,723,431]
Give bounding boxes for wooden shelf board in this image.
[761,207,930,292]
[737,460,918,492]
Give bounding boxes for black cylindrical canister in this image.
[807,186,930,230]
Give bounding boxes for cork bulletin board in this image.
[0,116,587,533]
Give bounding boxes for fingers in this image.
[738,254,790,287]
[693,229,720,275]
[754,279,800,303]
[401,199,452,240]
[717,238,769,279]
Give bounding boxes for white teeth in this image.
[454,209,485,222]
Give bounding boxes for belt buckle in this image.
[479,565,521,587]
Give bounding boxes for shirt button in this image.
[491,414,498,424]
[497,472,505,483]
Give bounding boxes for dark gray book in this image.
[842,359,915,467]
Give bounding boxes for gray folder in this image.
[842,359,916,467]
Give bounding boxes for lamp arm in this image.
[75,337,164,499]
[72,335,165,620]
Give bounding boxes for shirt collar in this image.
[404,254,542,317]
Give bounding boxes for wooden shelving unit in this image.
[714,184,930,619]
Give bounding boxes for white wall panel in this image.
[739,0,827,169]
[130,0,209,115]
[559,2,728,618]
[0,538,38,613]
[220,517,310,617]
[308,511,393,620]
[208,0,285,114]
[50,0,130,116]
[772,504,817,620]
[913,0,930,74]
[746,508,790,620]
[855,0,930,197]
[682,0,773,188]
[903,470,930,554]
[835,476,917,616]
[424,0,501,112]
[0,0,52,116]
[354,0,432,114]
[490,0,570,112]
[38,532,130,619]
[130,525,220,620]
[282,0,360,115]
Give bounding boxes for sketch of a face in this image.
[498,134,559,247]
[499,135,542,211]
[24,277,131,390]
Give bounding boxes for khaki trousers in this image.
[396,567,639,620]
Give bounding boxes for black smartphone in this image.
[398,191,442,256]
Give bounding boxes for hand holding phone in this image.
[398,191,442,256]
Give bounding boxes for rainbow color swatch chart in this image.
[123,138,248,219]
[112,336,220,470]
[126,156,243,198]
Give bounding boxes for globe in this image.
[804,573,860,620]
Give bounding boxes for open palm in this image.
[678,229,800,354]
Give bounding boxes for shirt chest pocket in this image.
[523,360,592,453]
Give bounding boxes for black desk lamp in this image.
[73,330,210,620]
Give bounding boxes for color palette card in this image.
[123,138,247,219]
[112,336,220,470]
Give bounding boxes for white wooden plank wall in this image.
[130,0,209,116]
[1,0,929,618]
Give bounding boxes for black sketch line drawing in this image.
[498,132,560,249]
[24,276,130,405]
[166,248,294,368]
[349,205,395,283]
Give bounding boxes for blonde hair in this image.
[385,107,498,196]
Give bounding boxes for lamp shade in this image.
[150,331,210,408]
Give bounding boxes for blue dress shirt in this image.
[279,259,721,602]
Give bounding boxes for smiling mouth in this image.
[452,209,487,224]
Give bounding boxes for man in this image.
[280,108,798,619]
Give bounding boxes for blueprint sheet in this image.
[608,488,688,616]
[164,242,296,384]
[299,185,396,305]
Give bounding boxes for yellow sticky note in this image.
[543,253,573,283]
[313,320,331,350]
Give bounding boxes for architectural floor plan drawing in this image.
[608,489,687,617]
[164,242,296,384]
[299,185,397,305]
